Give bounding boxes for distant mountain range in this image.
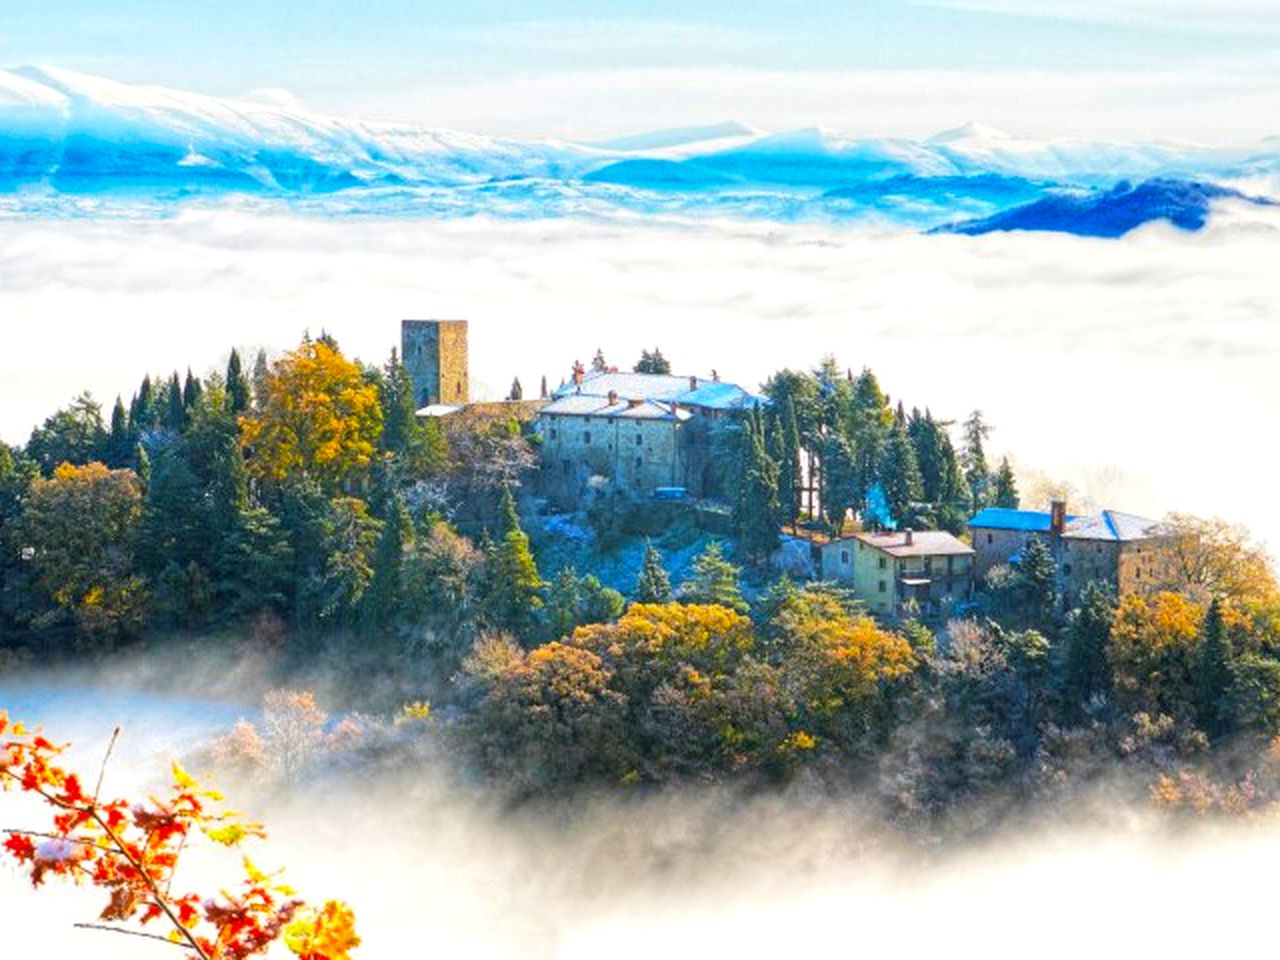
[3,66,1278,235]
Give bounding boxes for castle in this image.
[402,319,469,408]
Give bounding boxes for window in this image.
[1064,564,1072,576]
[636,434,643,445]
[550,428,558,440]
[987,533,993,544]
[583,431,591,444]
[878,580,887,593]
[947,556,954,572]
[635,456,643,469]
[878,557,887,569]
[841,550,850,565]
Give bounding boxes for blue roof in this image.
[969,507,1072,532]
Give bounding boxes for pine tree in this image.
[680,542,747,612]
[734,412,780,566]
[130,375,157,433]
[225,349,251,414]
[1065,580,1114,712]
[483,486,544,639]
[1195,596,1230,736]
[591,349,608,373]
[848,369,892,513]
[635,541,672,603]
[1019,535,1058,630]
[634,348,672,375]
[992,457,1019,509]
[879,417,924,526]
[379,348,418,457]
[962,410,991,512]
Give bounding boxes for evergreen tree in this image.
[379,348,418,457]
[635,541,673,603]
[820,432,857,531]
[106,396,132,468]
[509,377,523,401]
[252,349,271,410]
[734,411,780,566]
[848,369,892,513]
[992,457,1019,509]
[1065,580,1115,712]
[962,410,991,512]
[182,369,202,410]
[26,393,107,474]
[483,486,544,639]
[634,348,672,375]
[363,492,411,633]
[1019,535,1058,630]
[164,372,186,433]
[1195,597,1231,736]
[591,349,608,373]
[680,542,747,613]
[225,349,251,415]
[130,375,157,433]
[879,417,924,525]
[540,375,549,399]
[776,395,802,529]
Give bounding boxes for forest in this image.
[1,332,1279,833]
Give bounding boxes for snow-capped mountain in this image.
[2,65,1277,235]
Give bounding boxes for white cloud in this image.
[1,207,1278,551]
[324,64,1280,144]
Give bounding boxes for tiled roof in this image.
[551,370,765,411]
[540,394,692,421]
[838,530,975,558]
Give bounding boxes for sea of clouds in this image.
[1,204,1276,548]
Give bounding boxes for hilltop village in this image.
[402,319,1172,623]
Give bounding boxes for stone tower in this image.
[401,319,469,408]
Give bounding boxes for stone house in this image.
[821,529,976,619]
[969,501,1171,605]
[536,365,763,506]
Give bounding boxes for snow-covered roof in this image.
[415,404,463,417]
[540,394,693,422]
[969,507,1074,532]
[1063,510,1167,543]
[551,370,764,411]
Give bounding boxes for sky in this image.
[4,1,1280,140]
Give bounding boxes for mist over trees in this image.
[1,334,1279,829]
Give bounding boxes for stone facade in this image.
[822,529,975,620]
[402,319,469,408]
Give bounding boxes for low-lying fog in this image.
[1,205,1278,549]
[1,668,1274,959]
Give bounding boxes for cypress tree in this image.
[107,396,131,468]
[734,412,780,566]
[165,371,186,432]
[182,369,202,410]
[379,347,418,457]
[635,541,672,603]
[962,410,991,512]
[848,369,892,512]
[777,395,802,529]
[483,486,544,639]
[252,349,271,410]
[225,348,251,414]
[131,375,156,432]
[1196,597,1231,736]
[820,432,856,531]
[363,493,411,633]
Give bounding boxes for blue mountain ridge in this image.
[938,179,1275,238]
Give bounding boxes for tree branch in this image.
[73,922,186,948]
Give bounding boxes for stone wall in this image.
[402,319,469,407]
[537,412,688,506]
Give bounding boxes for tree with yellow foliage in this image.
[1107,590,1205,719]
[17,461,146,645]
[1160,513,1278,608]
[239,339,383,493]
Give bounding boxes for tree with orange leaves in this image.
[0,711,359,960]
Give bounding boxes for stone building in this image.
[536,365,763,506]
[402,319,469,408]
[969,501,1171,605]
[821,529,976,620]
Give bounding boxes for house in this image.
[536,363,764,506]
[969,500,1171,604]
[821,529,975,619]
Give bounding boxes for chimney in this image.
[689,375,699,390]
[572,361,585,386]
[628,398,643,409]
[1050,500,1067,535]
[903,528,914,546]
[607,390,619,406]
